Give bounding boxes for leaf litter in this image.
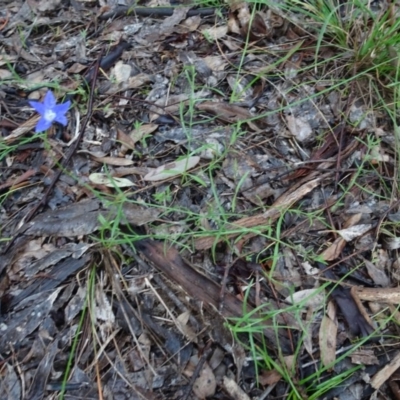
[1,0,400,399]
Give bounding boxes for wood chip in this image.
[353,286,400,304]
[371,351,400,389]
[222,376,250,400]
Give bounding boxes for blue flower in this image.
[29,90,71,133]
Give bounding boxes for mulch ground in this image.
[1,1,400,399]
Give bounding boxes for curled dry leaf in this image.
[116,124,159,155]
[78,149,107,158]
[336,224,372,241]
[176,311,197,343]
[181,15,202,32]
[117,126,136,153]
[242,13,270,41]
[232,1,251,24]
[363,258,390,287]
[285,288,325,310]
[321,236,346,261]
[320,213,363,261]
[143,156,200,181]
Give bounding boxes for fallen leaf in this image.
[242,13,269,41]
[31,0,62,13]
[150,90,210,121]
[176,311,197,343]
[195,175,323,250]
[117,126,137,153]
[193,362,216,398]
[204,55,228,71]
[181,15,201,31]
[197,101,260,130]
[92,156,134,166]
[320,213,363,261]
[222,376,250,400]
[285,288,325,309]
[143,156,200,181]
[363,258,390,287]
[130,123,158,144]
[202,25,228,40]
[336,224,372,241]
[89,173,135,187]
[320,236,346,261]
[258,369,282,386]
[319,301,337,368]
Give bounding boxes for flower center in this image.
[44,109,56,122]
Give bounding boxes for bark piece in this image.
[371,351,400,389]
[318,264,378,340]
[354,286,400,304]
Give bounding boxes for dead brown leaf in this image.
[320,213,363,261]
[258,369,282,386]
[319,301,337,368]
[195,175,324,250]
[193,362,216,398]
[197,101,260,130]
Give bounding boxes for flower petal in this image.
[54,114,68,126]
[43,90,56,109]
[29,100,46,115]
[54,100,71,115]
[35,116,53,132]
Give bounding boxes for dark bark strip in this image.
[135,239,292,353]
[99,6,222,20]
[318,262,379,340]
